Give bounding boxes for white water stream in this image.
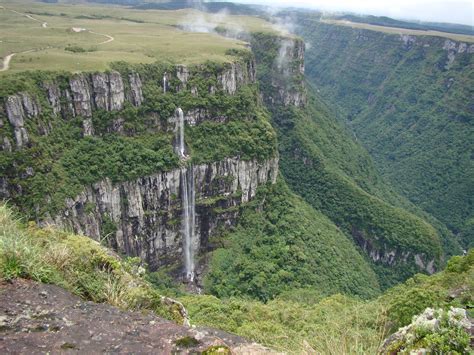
[176,107,196,282]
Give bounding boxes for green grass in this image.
[0,0,277,73]
[0,203,185,323]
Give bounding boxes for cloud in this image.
[233,0,474,26]
[178,6,245,36]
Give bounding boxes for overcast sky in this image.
[232,0,474,26]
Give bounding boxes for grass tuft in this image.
[0,203,183,323]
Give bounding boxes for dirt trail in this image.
[9,9,47,28]
[89,30,115,44]
[1,49,36,72]
[0,279,278,354]
[0,53,15,72]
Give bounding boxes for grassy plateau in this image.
[0,0,276,73]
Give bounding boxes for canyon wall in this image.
[0,53,278,277]
[48,157,278,273]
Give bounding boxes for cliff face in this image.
[4,94,40,149]
[0,54,277,279]
[48,157,278,273]
[250,33,307,108]
[272,38,306,107]
[1,57,257,150]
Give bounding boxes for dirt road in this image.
[89,30,115,44]
[9,9,47,28]
[0,53,15,72]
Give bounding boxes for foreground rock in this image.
[379,307,473,354]
[0,279,276,354]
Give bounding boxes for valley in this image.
[296,14,474,249]
[0,0,472,353]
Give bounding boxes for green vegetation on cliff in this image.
[0,58,277,219]
[205,179,381,301]
[250,31,449,289]
[297,19,474,248]
[275,94,446,288]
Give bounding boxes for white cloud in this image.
[232,0,474,26]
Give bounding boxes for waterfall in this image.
[175,107,195,282]
[176,108,185,158]
[163,75,167,93]
[181,166,196,282]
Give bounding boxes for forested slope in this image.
[249,31,457,289]
[296,18,474,248]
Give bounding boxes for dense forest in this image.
[295,16,474,249]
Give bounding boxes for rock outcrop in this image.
[128,72,144,106]
[273,38,306,107]
[175,59,256,95]
[354,233,436,274]
[1,56,257,150]
[379,307,472,354]
[218,60,256,95]
[0,279,278,354]
[48,156,279,273]
[251,34,307,108]
[442,39,474,68]
[69,74,93,117]
[4,94,41,148]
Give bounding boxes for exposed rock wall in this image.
[354,233,435,274]
[4,94,40,149]
[0,54,274,283]
[47,156,279,272]
[1,56,257,150]
[251,34,307,108]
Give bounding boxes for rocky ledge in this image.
[0,279,277,354]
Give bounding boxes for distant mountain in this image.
[334,14,474,36]
[134,1,265,15]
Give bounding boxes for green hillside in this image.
[296,18,474,248]
[204,179,381,301]
[250,31,455,289]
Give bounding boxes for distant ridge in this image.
[334,14,474,36]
